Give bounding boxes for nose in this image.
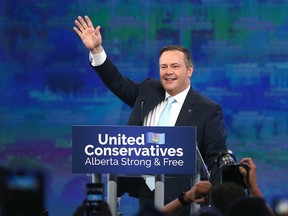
[166,66,174,74]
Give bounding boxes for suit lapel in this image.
[175,88,197,126]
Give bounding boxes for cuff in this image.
[89,49,107,66]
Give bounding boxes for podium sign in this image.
[72,125,196,175]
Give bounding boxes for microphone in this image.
[138,98,145,126]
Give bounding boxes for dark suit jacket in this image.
[92,57,227,208]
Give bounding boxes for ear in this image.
[188,66,194,78]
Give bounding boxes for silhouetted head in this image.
[226,196,274,216]
[211,182,247,215]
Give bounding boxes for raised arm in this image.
[73,15,103,54]
[239,157,263,198]
[239,157,275,215]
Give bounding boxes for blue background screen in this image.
[1,1,287,215]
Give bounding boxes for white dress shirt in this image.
[143,88,189,126]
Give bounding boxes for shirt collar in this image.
[165,85,190,105]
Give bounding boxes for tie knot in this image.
[166,96,175,105]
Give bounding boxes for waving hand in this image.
[73,15,103,54]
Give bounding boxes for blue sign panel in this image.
[72,126,196,175]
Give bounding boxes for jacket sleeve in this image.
[202,103,227,185]
[91,57,141,108]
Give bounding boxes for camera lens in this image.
[216,150,237,168]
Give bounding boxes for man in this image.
[73,15,227,214]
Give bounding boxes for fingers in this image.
[78,15,89,29]
[85,15,94,28]
[240,157,252,164]
[95,25,101,34]
[240,157,256,170]
[194,197,207,204]
[194,181,212,195]
[239,166,247,176]
[73,15,99,36]
[74,16,91,33]
[73,26,81,37]
[186,181,211,203]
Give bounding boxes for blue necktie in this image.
[145,97,175,191]
[158,96,175,126]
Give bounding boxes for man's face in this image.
[159,50,193,96]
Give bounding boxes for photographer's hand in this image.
[161,181,212,215]
[185,180,212,204]
[239,157,263,198]
[239,158,275,215]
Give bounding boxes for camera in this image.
[86,183,104,215]
[216,150,250,189]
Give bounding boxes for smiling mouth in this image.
[164,78,176,81]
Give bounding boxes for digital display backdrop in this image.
[1,1,288,215]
